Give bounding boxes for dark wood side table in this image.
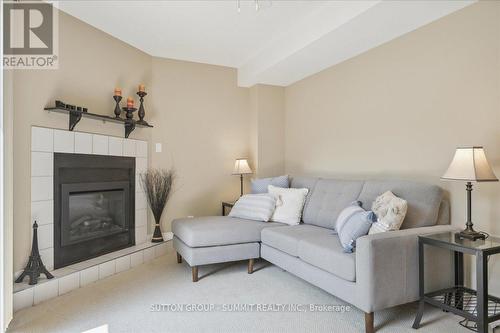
[413,232,500,333]
[221,201,235,216]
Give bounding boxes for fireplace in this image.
[54,153,135,269]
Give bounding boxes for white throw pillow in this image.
[268,185,309,225]
[369,191,408,234]
[229,194,277,222]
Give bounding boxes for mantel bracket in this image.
[69,110,82,131]
[124,119,136,138]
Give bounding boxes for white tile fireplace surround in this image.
[13,126,172,312]
[30,126,150,269]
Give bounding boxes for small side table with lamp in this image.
[441,146,498,240]
[413,146,499,333]
[222,159,253,216]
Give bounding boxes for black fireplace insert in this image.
[54,153,135,269]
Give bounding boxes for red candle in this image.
[114,88,122,97]
[138,84,145,92]
[127,97,134,108]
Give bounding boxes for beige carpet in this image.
[8,243,473,333]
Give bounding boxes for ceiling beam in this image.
[237,0,475,87]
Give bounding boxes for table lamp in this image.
[441,147,498,240]
[232,158,252,196]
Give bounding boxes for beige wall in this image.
[284,1,500,290]
[149,57,251,230]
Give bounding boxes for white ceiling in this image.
[53,0,475,87]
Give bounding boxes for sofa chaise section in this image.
[172,216,284,281]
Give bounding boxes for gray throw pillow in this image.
[229,194,277,222]
[335,201,376,253]
[251,175,289,194]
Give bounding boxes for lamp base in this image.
[456,183,486,241]
[456,228,486,241]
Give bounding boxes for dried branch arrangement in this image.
[141,169,175,242]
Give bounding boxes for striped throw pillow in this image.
[229,194,277,222]
[335,201,376,253]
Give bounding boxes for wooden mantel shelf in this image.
[44,107,153,138]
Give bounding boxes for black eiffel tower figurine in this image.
[15,221,54,285]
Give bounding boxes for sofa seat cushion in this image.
[172,216,284,247]
[298,234,356,282]
[261,224,331,257]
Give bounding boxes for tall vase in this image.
[152,219,164,243]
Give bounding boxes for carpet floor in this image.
[8,243,473,333]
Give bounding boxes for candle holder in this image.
[122,106,137,120]
[113,95,122,118]
[136,91,148,125]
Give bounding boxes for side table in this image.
[413,231,500,333]
[221,201,235,216]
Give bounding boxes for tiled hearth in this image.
[14,126,160,312]
[14,236,173,312]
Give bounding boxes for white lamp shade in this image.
[232,159,252,175]
[441,147,498,182]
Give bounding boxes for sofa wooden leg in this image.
[192,266,198,282]
[365,312,374,333]
[176,252,182,264]
[248,259,254,274]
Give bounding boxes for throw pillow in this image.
[268,185,308,225]
[335,201,376,253]
[228,194,277,222]
[251,175,289,194]
[369,191,408,234]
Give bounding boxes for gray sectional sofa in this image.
[172,177,456,333]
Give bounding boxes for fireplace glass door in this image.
[61,182,130,247]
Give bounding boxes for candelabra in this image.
[136,91,148,125]
[113,95,122,118]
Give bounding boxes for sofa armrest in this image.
[355,225,459,313]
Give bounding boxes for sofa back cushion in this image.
[290,176,447,230]
[300,179,365,229]
[357,180,443,229]
[290,176,319,216]
[436,199,450,225]
[251,175,289,194]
